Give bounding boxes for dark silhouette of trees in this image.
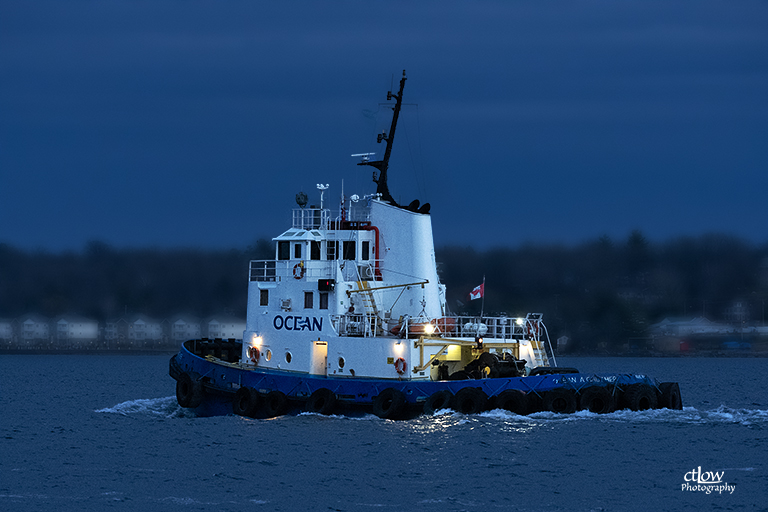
[1,233,766,352]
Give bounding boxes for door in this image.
[310,340,328,376]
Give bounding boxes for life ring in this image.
[293,262,305,279]
[394,357,407,375]
[248,346,260,364]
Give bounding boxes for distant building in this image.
[54,315,99,347]
[169,314,201,342]
[127,315,163,345]
[19,314,50,345]
[205,316,245,340]
[0,318,14,344]
[650,317,731,337]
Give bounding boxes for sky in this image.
[1,0,767,252]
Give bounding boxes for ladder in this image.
[356,281,381,336]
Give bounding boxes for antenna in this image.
[316,183,329,209]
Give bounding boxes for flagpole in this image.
[480,274,485,320]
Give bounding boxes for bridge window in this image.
[310,241,321,260]
[278,241,290,260]
[294,243,302,259]
[343,241,356,261]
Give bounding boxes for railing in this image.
[291,203,372,231]
[249,259,334,282]
[331,314,385,337]
[292,208,330,230]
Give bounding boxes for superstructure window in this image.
[278,241,290,260]
[310,241,321,260]
[362,241,370,261]
[343,241,356,261]
[260,289,269,306]
[319,292,329,310]
[294,243,302,259]
[304,291,313,309]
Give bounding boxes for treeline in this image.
[439,232,768,350]
[1,232,767,350]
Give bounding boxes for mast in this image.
[359,70,407,207]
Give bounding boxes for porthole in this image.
[285,352,292,363]
[338,357,345,369]
[266,349,272,361]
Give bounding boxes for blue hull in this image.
[169,339,683,418]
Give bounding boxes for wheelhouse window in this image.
[304,291,313,309]
[343,241,356,261]
[310,241,321,260]
[294,243,302,259]
[277,241,290,260]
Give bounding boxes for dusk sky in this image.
[2,1,767,252]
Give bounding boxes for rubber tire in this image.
[454,387,489,415]
[543,388,577,414]
[263,390,288,417]
[233,387,261,417]
[624,384,658,411]
[306,388,337,415]
[373,388,406,420]
[491,390,528,415]
[423,390,454,415]
[658,382,683,410]
[176,372,203,408]
[578,386,614,414]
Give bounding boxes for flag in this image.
[469,283,484,300]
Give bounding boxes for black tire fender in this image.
[624,384,658,411]
[176,372,203,408]
[658,382,683,410]
[423,390,454,415]
[263,390,288,417]
[454,387,489,415]
[373,388,406,419]
[543,388,577,414]
[578,386,614,414]
[491,389,528,415]
[232,387,261,417]
[306,388,337,415]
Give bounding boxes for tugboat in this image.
[169,71,683,419]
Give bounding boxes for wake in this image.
[95,396,195,418]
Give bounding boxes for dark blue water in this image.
[2,355,766,511]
